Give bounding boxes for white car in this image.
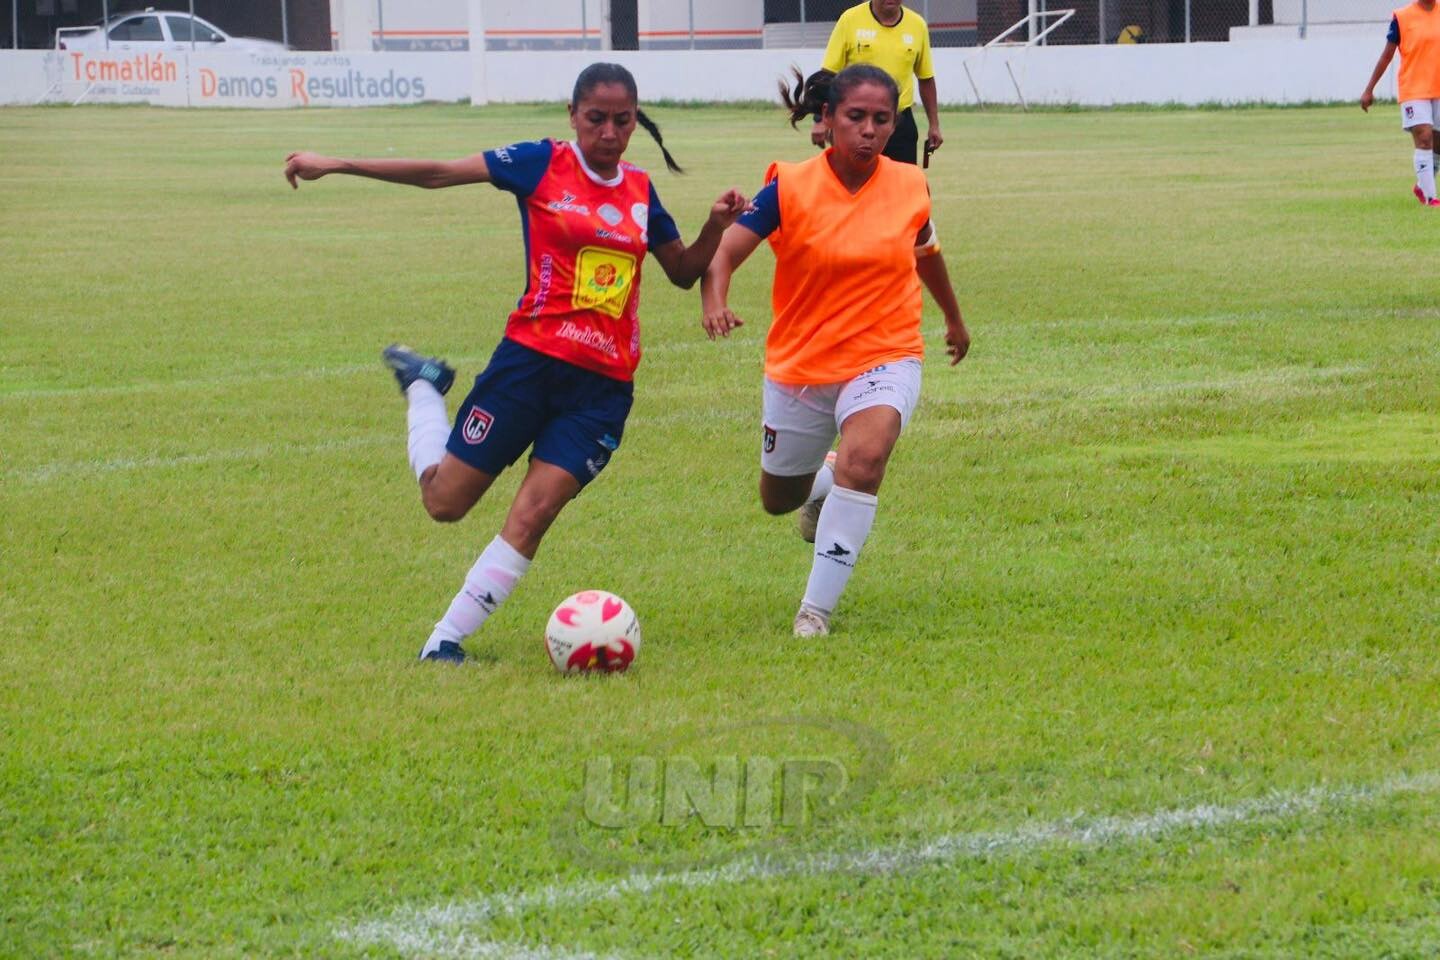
[56,10,288,53]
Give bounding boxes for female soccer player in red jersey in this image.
[1362,0,1440,205]
[284,63,749,663]
[700,65,970,638]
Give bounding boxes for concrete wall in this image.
[1273,0,1394,24]
[639,0,764,50]
[323,0,969,52]
[7,50,469,107]
[0,34,1399,107]
[477,36,1397,105]
[0,51,54,104]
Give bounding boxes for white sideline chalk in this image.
[336,770,1440,960]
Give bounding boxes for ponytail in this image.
[780,67,834,128]
[636,108,683,174]
[779,64,899,128]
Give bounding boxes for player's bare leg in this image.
[418,460,578,664]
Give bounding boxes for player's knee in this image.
[423,495,470,524]
[761,491,798,516]
[759,477,807,515]
[505,496,565,550]
[1421,132,1436,151]
[837,448,888,493]
[420,483,473,523]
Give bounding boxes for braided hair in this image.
[779,64,900,128]
[571,62,683,174]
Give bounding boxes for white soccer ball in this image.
[544,590,641,674]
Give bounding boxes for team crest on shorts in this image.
[1408,105,1416,119]
[462,406,495,445]
[763,425,777,454]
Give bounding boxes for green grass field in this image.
[3,101,1439,958]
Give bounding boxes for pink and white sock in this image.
[1416,149,1436,201]
[420,535,531,657]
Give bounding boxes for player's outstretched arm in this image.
[1361,42,1398,111]
[914,224,969,365]
[651,189,751,290]
[284,151,493,190]
[699,223,765,341]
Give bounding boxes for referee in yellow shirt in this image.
[810,0,942,164]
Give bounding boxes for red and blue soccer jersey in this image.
[482,139,681,382]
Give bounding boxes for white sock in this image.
[421,535,531,656]
[806,459,836,504]
[406,381,450,481]
[802,486,877,617]
[1416,149,1436,201]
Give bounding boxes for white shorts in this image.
[1401,99,1440,130]
[760,358,923,477]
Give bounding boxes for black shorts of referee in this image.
[884,107,920,164]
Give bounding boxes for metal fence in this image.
[1,0,1387,52]
[4,0,1358,53]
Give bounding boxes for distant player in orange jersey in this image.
[700,64,971,638]
[1362,0,1440,206]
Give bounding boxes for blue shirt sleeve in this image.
[647,182,681,251]
[483,140,553,198]
[1389,16,1400,45]
[736,180,780,239]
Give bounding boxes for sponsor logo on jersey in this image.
[530,253,555,318]
[548,192,592,216]
[573,246,638,319]
[462,406,495,445]
[556,320,620,359]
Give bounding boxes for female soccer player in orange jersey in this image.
[700,64,970,638]
[1362,0,1440,205]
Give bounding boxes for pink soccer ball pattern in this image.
[544,590,641,673]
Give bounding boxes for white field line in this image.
[0,339,734,403]
[8,362,1372,485]
[4,302,1402,405]
[6,435,392,485]
[0,361,385,402]
[336,770,1440,960]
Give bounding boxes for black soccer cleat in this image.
[382,343,455,396]
[421,640,466,664]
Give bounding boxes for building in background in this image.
[3,0,1390,51]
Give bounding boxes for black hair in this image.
[779,64,900,128]
[571,62,684,174]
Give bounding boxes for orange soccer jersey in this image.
[1395,2,1440,102]
[759,152,931,385]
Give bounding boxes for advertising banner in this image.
[46,50,470,107]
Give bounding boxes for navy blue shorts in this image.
[445,338,633,488]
